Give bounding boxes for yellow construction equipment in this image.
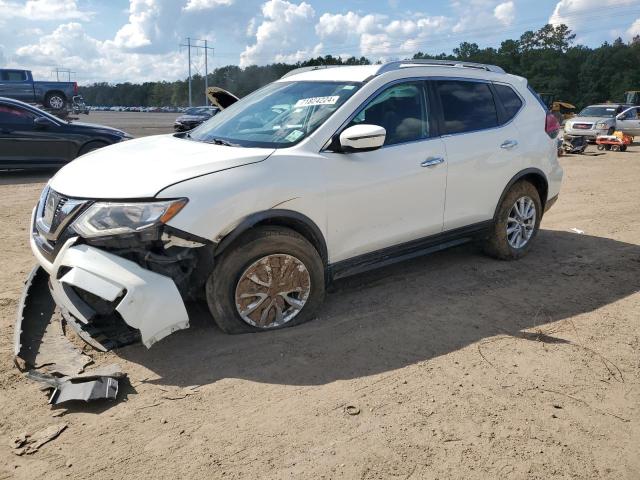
[539,93,576,123]
[623,91,640,106]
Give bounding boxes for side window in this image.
[494,84,523,123]
[435,80,498,134]
[347,82,428,146]
[1,70,27,82]
[0,105,36,124]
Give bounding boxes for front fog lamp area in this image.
[72,199,187,238]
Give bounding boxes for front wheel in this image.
[206,226,325,334]
[484,181,542,260]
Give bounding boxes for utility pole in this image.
[204,39,208,105]
[187,37,192,107]
[180,37,214,107]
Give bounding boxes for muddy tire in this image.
[206,226,325,334]
[484,181,542,260]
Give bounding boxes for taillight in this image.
[545,112,560,138]
[73,82,78,95]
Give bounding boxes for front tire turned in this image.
[206,226,325,334]
[484,180,542,260]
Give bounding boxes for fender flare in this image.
[213,209,328,264]
[493,168,549,221]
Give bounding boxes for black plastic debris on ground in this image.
[27,368,122,405]
[14,266,128,406]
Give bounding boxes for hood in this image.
[70,121,125,132]
[569,116,615,124]
[49,134,274,199]
[176,114,209,121]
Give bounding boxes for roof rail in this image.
[281,65,344,79]
[376,59,505,75]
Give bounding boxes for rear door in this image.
[433,79,522,231]
[617,107,640,136]
[0,103,71,168]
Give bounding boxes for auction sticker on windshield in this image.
[294,96,339,108]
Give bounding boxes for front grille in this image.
[33,187,89,261]
[572,123,593,130]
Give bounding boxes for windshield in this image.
[188,81,361,148]
[578,106,618,117]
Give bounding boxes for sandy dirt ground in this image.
[0,113,638,479]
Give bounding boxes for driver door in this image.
[320,81,447,263]
[0,103,71,168]
[617,107,640,136]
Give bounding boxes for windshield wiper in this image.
[207,137,237,147]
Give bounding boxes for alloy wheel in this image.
[234,254,311,328]
[506,196,536,249]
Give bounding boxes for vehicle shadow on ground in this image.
[117,229,640,387]
[0,169,57,185]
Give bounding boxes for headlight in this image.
[596,122,610,129]
[72,199,187,238]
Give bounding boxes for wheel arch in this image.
[213,209,328,265]
[77,139,109,157]
[45,90,67,100]
[494,168,549,220]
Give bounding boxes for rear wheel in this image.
[44,92,66,110]
[484,181,542,260]
[206,226,325,334]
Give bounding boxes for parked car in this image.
[22,60,562,350]
[0,97,132,169]
[564,104,629,140]
[0,69,78,110]
[174,106,220,131]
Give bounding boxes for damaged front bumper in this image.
[28,228,190,349]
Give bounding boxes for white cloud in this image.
[628,18,640,38]
[113,0,183,52]
[240,0,316,67]
[13,22,184,83]
[184,0,233,11]
[550,0,634,28]
[494,1,515,26]
[316,11,449,58]
[0,0,91,21]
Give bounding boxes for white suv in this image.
[25,60,563,348]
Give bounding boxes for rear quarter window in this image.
[435,80,498,135]
[494,84,523,123]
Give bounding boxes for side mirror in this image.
[339,124,386,152]
[34,116,55,128]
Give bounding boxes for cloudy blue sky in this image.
[0,0,639,84]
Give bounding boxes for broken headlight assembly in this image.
[72,199,188,238]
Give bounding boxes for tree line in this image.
[79,24,640,109]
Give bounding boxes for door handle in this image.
[421,156,445,167]
[500,140,518,149]
[1,128,12,134]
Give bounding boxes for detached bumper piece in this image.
[27,367,123,405]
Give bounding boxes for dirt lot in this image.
[0,114,639,479]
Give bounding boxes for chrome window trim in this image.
[320,75,527,152]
